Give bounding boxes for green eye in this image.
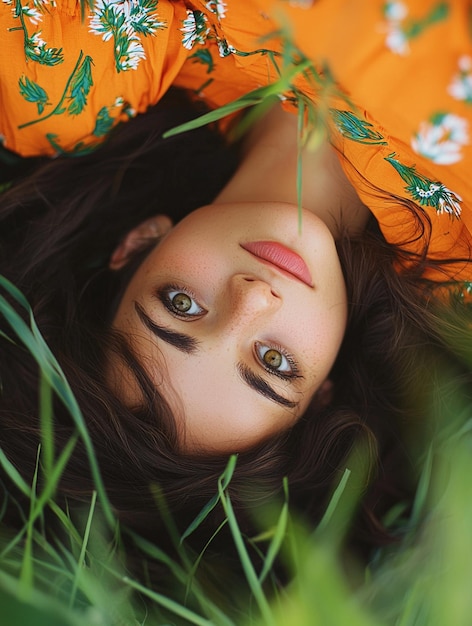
[171,292,192,312]
[255,342,298,379]
[159,286,206,318]
[263,348,282,369]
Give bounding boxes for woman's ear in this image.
[109,215,173,270]
[315,379,334,409]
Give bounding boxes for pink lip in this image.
[241,241,313,287]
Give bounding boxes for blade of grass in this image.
[0,448,31,499]
[68,491,97,608]
[408,444,433,530]
[130,529,234,626]
[217,475,275,626]
[19,446,41,596]
[120,575,215,626]
[0,276,114,527]
[39,372,54,480]
[31,433,78,524]
[185,518,228,601]
[181,454,237,543]
[314,468,351,536]
[297,96,305,234]
[258,478,289,584]
[163,59,311,139]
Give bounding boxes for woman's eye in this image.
[255,342,297,378]
[160,287,205,318]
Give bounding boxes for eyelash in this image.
[255,341,301,382]
[156,283,206,319]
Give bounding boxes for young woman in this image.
[1,86,469,592]
[1,0,471,591]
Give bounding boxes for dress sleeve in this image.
[0,0,191,156]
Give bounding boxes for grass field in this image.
[1,270,472,626]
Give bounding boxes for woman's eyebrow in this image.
[135,302,199,354]
[237,363,299,410]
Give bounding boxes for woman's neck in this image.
[214,105,369,237]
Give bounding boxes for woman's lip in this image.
[241,241,313,287]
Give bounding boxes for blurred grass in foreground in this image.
[1,272,472,626]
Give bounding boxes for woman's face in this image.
[111,202,348,453]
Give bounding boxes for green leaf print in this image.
[45,134,98,157]
[385,153,462,218]
[189,49,215,74]
[11,0,64,67]
[331,110,387,145]
[129,0,159,35]
[382,1,449,55]
[67,56,94,115]
[18,51,91,129]
[93,107,115,137]
[18,75,49,114]
[403,2,449,40]
[25,42,64,66]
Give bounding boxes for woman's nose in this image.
[225,275,281,323]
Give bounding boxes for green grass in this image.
[1,279,472,626]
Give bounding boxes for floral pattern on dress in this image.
[381,1,409,55]
[411,113,469,165]
[89,0,166,72]
[381,1,449,56]
[181,10,210,50]
[331,110,387,145]
[448,56,472,105]
[6,0,64,65]
[385,153,462,218]
[18,52,94,127]
[205,0,226,20]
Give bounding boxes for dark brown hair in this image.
[0,90,470,591]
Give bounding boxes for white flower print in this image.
[382,1,410,55]
[89,0,165,72]
[413,182,462,217]
[118,39,146,70]
[384,0,407,21]
[385,153,463,218]
[29,30,46,53]
[4,0,49,18]
[181,10,209,50]
[436,186,463,218]
[22,5,42,24]
[448,55,472,104]
[206,0,226,20]
[385,27,408,55]
[411,114,469,165]
[217,37,235,57]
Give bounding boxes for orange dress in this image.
[1,0,471,293]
